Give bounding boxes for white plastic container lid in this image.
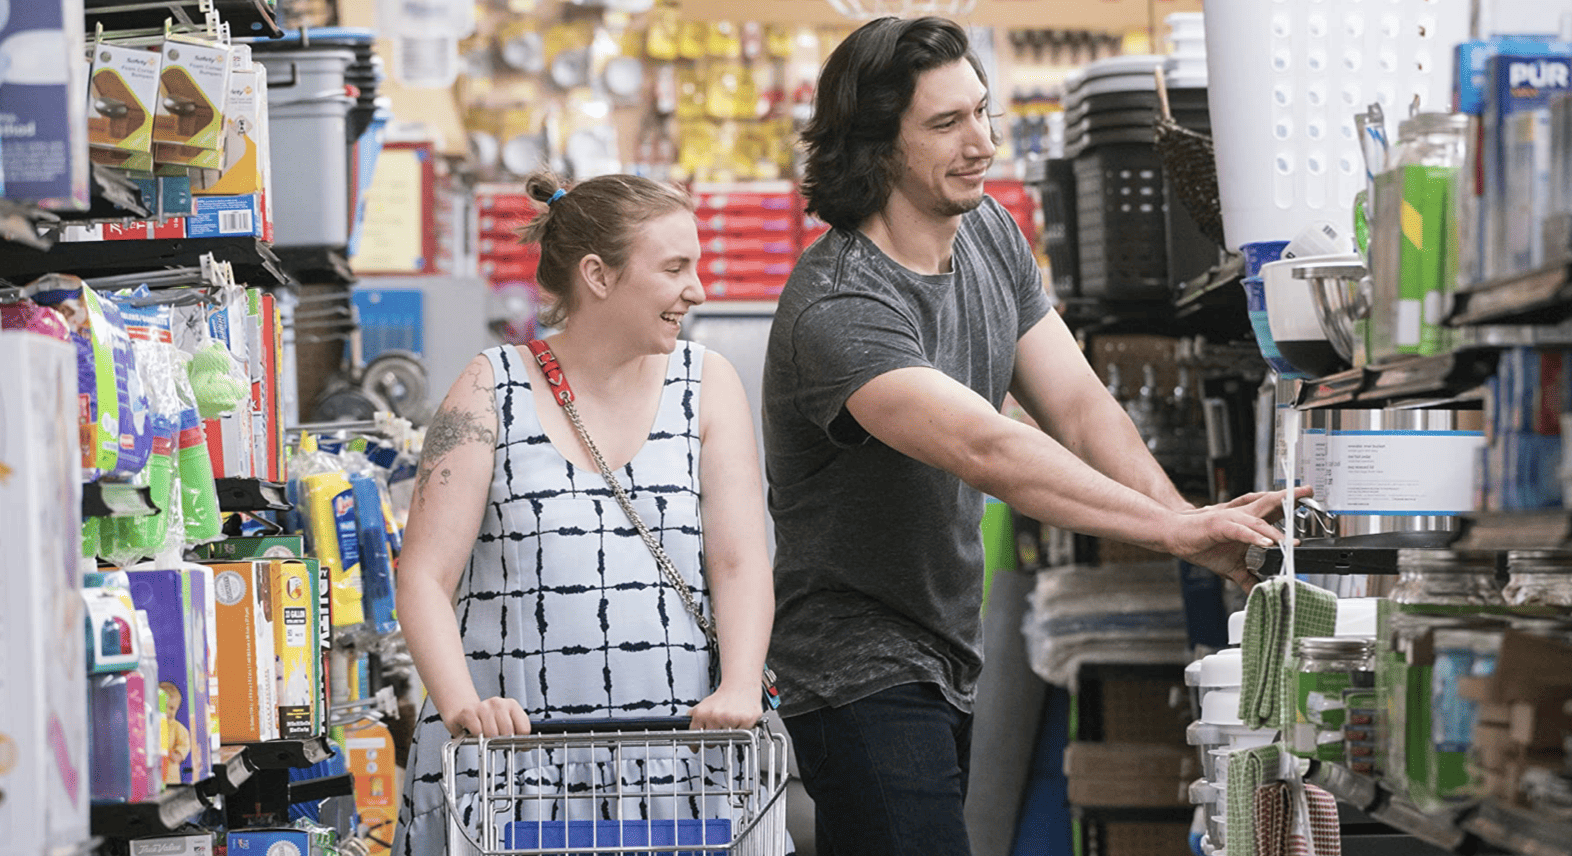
[1336,597,1381,637]
[1200,688,1243,724]
[1197,647,1243,688]
[1227,610,1246,645]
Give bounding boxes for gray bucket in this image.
[259,50,354,248]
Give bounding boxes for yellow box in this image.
[269,559,319,739]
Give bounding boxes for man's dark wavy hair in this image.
[800,16,990,232]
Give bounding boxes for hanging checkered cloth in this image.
[1252,781,1341,856]
[394,342,715,856]
[1238,578,1339,730]
[1226,743,1281,856]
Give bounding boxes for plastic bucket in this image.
[259,49,355,248]
[1202,0,1469,251]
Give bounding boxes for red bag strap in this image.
[525,339,574,406]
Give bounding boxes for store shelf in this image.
[82,482,160,518]
[1296,350,1498,410]
[1452,511,1572,552]
[0,199,61,253]
[215,477,291,512]
[237,734,334,769]
[84,0,284,38]
[1450,259,1572,327]
[90,782,210,840]
[274,246,356,286]
[0,236,288,289]
[1306,762,1478,853]
[89,737,329,839]
[1462,800,1572,856]
[1249,530,1457,577]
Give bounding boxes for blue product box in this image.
[504,819,732,855]
[0,0,89,208]
[1484,52,1572,277]
[186,193,264,238]
[125,569,211,785]
[227,828,327,856]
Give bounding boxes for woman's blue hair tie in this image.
[548,188,566,206]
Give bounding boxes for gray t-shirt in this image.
[761,195,1051,716]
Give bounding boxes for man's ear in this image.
[579,253,611,300]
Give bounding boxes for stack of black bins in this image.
[1056,55,1213,307]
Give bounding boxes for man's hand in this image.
[1166,487,1313,591]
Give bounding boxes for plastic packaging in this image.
[351,472,398,635]
[176,407,224,543]
[301,471,367,628]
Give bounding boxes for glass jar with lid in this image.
[1390,549,1504,607]
[1366,112,1471,362]
[1503,551,1572,607]
[1288,636,1376,761]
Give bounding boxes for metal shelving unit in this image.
[89,736,332,840]
[0,236,289,289]
[84,0,284,38]
[82,482,160,518]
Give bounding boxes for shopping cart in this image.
[442,717,789,855]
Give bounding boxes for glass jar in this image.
[1503,551,1572,607]
[1367,112,1470,362]
[1288,636,1376,760]
[1390,549,1504,607]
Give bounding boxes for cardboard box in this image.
[125,568,212,784]
[227,828,331,856]
[130,832,215,855]
[186,193,266,239]
[1063,742,1200,781]
[88,41,161,168]
[0,332,88,854]
[1067,775,1189,807]
[209,561,278,743]
[0,0,90,208]
[197,535,305,561]
[270,559,320,739]
[152,39,229,153]
[344,720,397,855]
[197,47,268,197]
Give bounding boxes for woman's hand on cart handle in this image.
[444,696,533,738]
[690,682,764,730]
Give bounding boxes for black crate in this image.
[1073,142,1171,302]
[1040,158,1079,302]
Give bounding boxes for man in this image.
[761,17,1302,856]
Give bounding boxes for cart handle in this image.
[527,716,694,734]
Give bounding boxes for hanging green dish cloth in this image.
[1238,576,1338,730]
[1226,742,1282,856]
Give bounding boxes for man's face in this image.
[889,59,996,221]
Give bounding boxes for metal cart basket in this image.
[442,718,789,855]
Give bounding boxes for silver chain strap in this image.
[561,400,718,647]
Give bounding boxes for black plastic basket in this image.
[1039,158,1079,302]
[1073,141,1171,302]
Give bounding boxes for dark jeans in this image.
[783,682,973,856]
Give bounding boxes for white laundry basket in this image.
[1202,0,1471,251]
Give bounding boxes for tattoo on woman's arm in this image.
[414,406,496,505]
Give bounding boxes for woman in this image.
[393,172,775,853]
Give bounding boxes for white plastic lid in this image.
[1197,648,1244,688]
[1227,610,1246,645]
[1201,688,1243,724]
[1186,658,1204,687]
[1335,597,1381,637]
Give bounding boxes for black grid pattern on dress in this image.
[395,342,716,856]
